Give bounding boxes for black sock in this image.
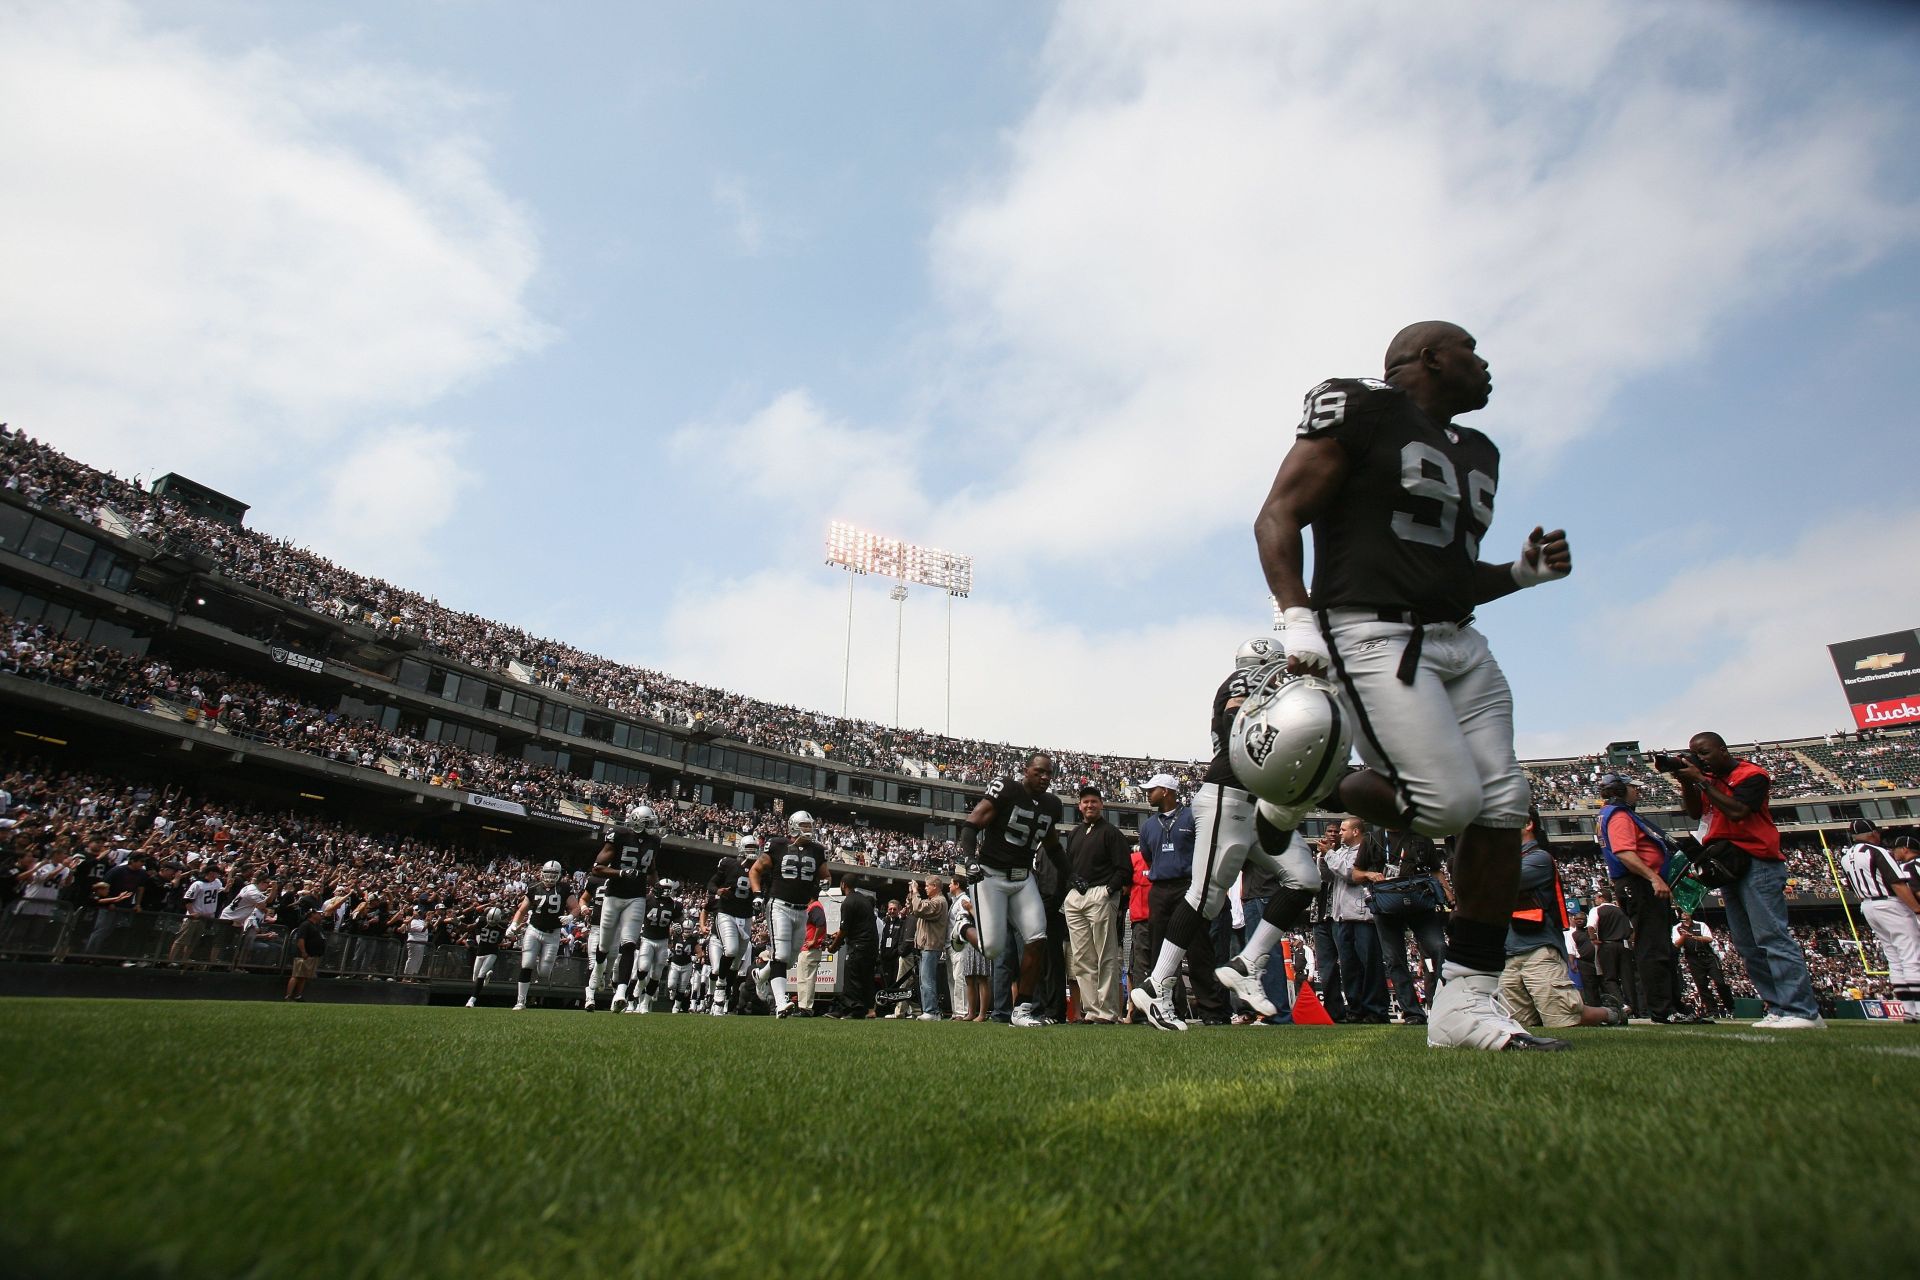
[1262,887,1315,930]
[1443,918,1506,974]
[1165,900,1204,951]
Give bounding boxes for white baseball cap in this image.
[1143,773,1180,793]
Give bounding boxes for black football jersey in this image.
[765,837,827,906]
[469,924,504,955]
[588,882,607,926]
[1207,668,1253,786]
[605,835,658,897]
[670,940,694,966]
[710,857,754,917]
[1297,377,1500,617]
[978,777,1064,872]
[641,897,682,939]
[526,884,568,933]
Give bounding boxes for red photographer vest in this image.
[1702,760,1783,862]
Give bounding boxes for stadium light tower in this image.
[825,521,973,731]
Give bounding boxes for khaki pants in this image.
[1063,886,1121,1020]
[1500,946,1583,1028]
[794,947,823,1009]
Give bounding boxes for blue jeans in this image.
[1311,917,1348,1020]
[1721,857,1818,1020]
[1334,919,1390,1020]
[1374,908,1447,1017]
[1239,896,1294,1023]
[918,947,942,1016]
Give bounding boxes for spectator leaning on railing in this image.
[1672,733,1823,1029]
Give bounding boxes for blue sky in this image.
[3,0,1917,761]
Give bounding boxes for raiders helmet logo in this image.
[1242,724,1278,768]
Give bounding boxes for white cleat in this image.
[1214,954,1277,1018]
[512,1001,526,1011]
[1010,1002,1048,1028]
[1129,978,1188,1032]
[1427,966,1569,1052]
[1753,1011,1782,1026]
[610,994,627,1014]
[584,992,597,1011]
[634,994,651,1013]
[465,997,477,1008]
[1763,1014,1827,1030]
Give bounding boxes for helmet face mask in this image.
[626,804,660,835]
[788,810,816,840]
[1230,675,1352,808]
[738,835,761,856]
[540,860,564,886]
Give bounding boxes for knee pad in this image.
[618,941,637,959]
[768,959,788,979]
[1474,766,1531,831]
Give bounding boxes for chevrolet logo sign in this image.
[1856,652,1907,671]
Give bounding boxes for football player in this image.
[632,879,684,1012]
[749,811,829,1018]
[1253,321,1573,1051]
[590,807,661,1012]
[582,879,609,1008]
[958,752,1066,1027]
[665,926,696,1012]
[510,862,575,1011]
[703,837,758,1014]
[465,906,507,1008]
[1130,641,1324,1031]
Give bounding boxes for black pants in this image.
[1146,878,1226,1022]
[1028,893,1069,1021]
[1596,938,1629,1009]
[1618,878,1676,1020]
[1682,942,1733,1015]
[831,940,876,1016]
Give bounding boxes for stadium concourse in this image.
[0,424,1916,1019]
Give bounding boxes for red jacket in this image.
[1702,760,1783,861]
[1129,849,1151,923]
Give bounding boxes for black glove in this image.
[966,863,985,886]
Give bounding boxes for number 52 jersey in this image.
[1297,377,1500,619]
[978,777,1063,873]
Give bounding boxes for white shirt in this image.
[1672,920,1711,947]
[405,916,429,945]
[184,877,224,918]
[220,883,267,923]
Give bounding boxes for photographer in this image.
[1670,733,1823,1029]
[1594,776,1680,1023]
[1358,831,1449,1024]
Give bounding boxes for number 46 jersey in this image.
[1297,377,1500,619]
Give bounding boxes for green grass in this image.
[2,1000,1916,1279]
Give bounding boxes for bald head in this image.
[1384,321,1472,378]
[1380,321,1489,420]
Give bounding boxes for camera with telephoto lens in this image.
[1651,751,1701,775]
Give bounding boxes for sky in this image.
[3,0,1917,763]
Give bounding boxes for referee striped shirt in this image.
[1839,841,1902,901]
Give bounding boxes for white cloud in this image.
[302,425,478,584]
[684,1,1912,586]
[0,0,548,516]
[712,174,770,257]
[653,568,1254,762]
[1517,512,1920,756]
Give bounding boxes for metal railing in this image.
[0,902,589,989]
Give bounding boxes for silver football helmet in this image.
[625,803,660,835]
[486,906,505,926]
[738,834,762,857]
[1229,675,1351,808]
[540,860,564,885]
[1235,635,1281,670]
[787,810,817,839]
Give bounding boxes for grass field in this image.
[2,1000,1916,1279]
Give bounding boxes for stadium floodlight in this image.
[825,522,973,731]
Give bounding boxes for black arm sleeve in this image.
[959,824,979,857]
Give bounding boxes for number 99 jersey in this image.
[1297,377,1500,619]
[979,777,1063,873]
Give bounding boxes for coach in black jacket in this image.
[1062,786,1133,1022]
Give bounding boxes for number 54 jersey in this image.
[1297,377,1500,619]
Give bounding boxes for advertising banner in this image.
[1827,629,1920,729]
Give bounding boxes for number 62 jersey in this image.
[1297,376,1500,620]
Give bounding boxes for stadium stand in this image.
[2,425,1916,1011]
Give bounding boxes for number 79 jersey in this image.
[1297,377,1500,619]
[979,777,1063,872]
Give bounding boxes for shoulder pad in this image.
[1298,377,1394,437]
